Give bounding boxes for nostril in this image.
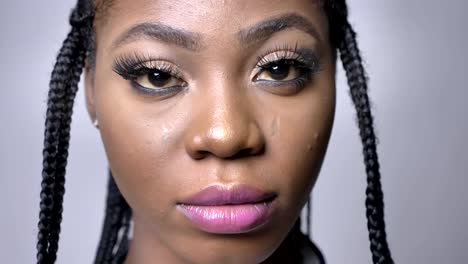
[193,144,265,161]
[227,145,265,160]
[193,150,210,160]
[228,148,252,160]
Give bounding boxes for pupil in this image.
[148,70,171,87]
[268,63,290,80]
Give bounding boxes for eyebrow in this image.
[111,13,321,51]
[237,13,323,46]
[111,22,202,51]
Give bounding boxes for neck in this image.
[261,227,304,264]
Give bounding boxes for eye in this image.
[255,59,309,82]
[135,69,185,90]
[112,54,188,96]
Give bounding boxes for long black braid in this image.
[325,1,394,263]
[37,0,394,263]
[339,24,393,264]
[36,0,93,262]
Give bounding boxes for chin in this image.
[184,246,276,264]
[171,230,285,264]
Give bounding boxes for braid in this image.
[94,171,132,264]
[34,0,133,262]
[338,23,394,263]
[36,1,93,263]
[322,1,394,263]
[37,24,87,264]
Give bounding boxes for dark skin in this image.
[84,0,335,263]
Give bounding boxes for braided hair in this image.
[36,0,394,263]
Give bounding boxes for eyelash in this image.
[254,43,322,91]
[112,45,322,96]
[112,53,185,96]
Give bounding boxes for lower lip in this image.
[178,201,275,234]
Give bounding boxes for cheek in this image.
[267,83,335,213]
[100,113,171,211]
[94,81,190,222]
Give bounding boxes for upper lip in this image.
[179,184,276,206]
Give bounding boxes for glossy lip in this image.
[177,185,277,234]
[179,185,276,206]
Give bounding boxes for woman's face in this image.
[85,0,335,263]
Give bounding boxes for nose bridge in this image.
[210,83,248,133]
[185,79,265,160]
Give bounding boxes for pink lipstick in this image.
[177,185,276,234]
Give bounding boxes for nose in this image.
[184,88,265,160]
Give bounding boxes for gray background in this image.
[1,0,467,263]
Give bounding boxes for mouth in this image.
[177,184,277,234]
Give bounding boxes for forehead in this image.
[95,0,327,46]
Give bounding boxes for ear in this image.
[84,58,98,126]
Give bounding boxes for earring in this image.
[93,119,99,128]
